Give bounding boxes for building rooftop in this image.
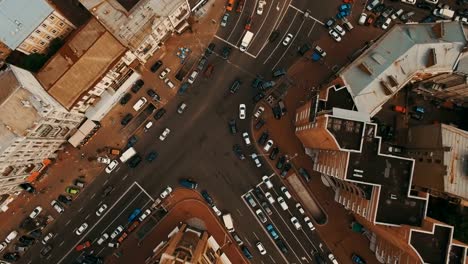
[339,22,468,116]
[117,0,141,11]
[319,85,355,112]
[410,224,452,264]
[327,117,364,151]
[36,18,125,109]
[346,123,427,226]
[0,0,53,50]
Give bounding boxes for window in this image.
[29,36,35,40]
[46,36,51,40]
[59,22,64,27]
[52,29,57,34]
[50,15,55,20]
[32,49,38,52]
[40,41,45,46]
[35,30,41,34]
[41,24,47,28]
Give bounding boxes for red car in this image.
[366,14,375,26]
[117,232,128,243]
[204,64,214,78]
[236,0,245,12]
[343,0,354,3]
[75,241,91,251]
[245,16,252,30]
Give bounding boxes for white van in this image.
[222,214,235,232]
[366,0,380,11]
[133,97,147,112]
[5,230,18,243]
[144,121,153,132]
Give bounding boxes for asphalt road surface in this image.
[18,0,344,263]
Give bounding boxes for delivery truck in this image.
[119,147,137,163]
[222,213,235,232]
[239,31,254,52]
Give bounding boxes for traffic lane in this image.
[291,0,340,22]
[51,184,153,264]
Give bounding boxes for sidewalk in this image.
[105,188,246,264]
[249,47,379,264]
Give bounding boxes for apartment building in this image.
[147,223,232,264]
[0,65,83,196]
[79,0,191,63]
[0,0,75,55]
[336,21,468,116]
[35,18,140,120]
[412,72,468,106]
[294,85,467,263]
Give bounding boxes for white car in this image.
[0,242,6,253]
[265,192,275,204]
[290,216,302,230]
[425,0,438,3]
[257,0,266,15]
[329,253,339,264]
[251,153,262,167]
[132,97,147,112]
[110,226,124,239]
[253,106,265,119]
[188,71,198,84]
[263,140,274,152]
[277,196,288,210]
[105,160,119,174]
[41,233,54,245]
[455,16,468,23]
[164,78,175,89]
[296,203,305,214]
[282,33,293,46]
[256,241,267,255]
[281,186,291,199]
[242,132,251,145]
[177,102,187,114]
[138,209,151,222]
[239,104,246,119]
[358,13,367,25]
[262,175,273,189]
[51,200,64,214]
[97,233,109,245]
[328,29,342,42]
[160,186,173,199]
[401,0,416,4]
[333,25,345,36]
[75,223,88,236]
[108,242,120,248]
[220,13,229,27]
[29,206,42,219]
[96,204,108,217]
[159,68,171,79]
[159,128,171,141]
[211,205,222,216]
[304,216,316,231]
[381,18,391,30]
[97,157,111,164]
[255,209,267,223]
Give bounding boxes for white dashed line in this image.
[78,207,83,212]
[65,220,71,226]
[85,214,90,220]
[288,4,324,25]
[90,193,96,199]
[59,241,64,247]
[263,10,299,64]
[103,179,109,186]
[307,21,317,37]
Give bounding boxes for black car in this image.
[131,79,144,93]
[121,113,133,126]
[229,119,237,134]
[230,79,241,94]
[272,105,282,120]
[58,194,72,205]
[298,168,311,182]
[275,239,288,253]
[147,89,161,101]
[197,57,208,71]
[276,156,286,169]
[253,92,265,103]
[120,93,132,105]
[416,2,433,10]
[255,119,265,130]
[373,3,385,13]
[102,185,114,197]
[410,112,423,120]
[201,190,214,205]
[28,230,42,239]
[205,43,216,56]
[258,132,269,145]
[420,15,436,23]
[154,108,166,120]
[251,76,263,88]
[19,183,35,193]
[19,236,35,246]
[4,252,20,261]
[382,6,394,17]
[269,147,279,160]
[324,17,336,28]
[178,82,190,95]
[269,30,280,42]
[298,43,311,55]
[150,60,163,72]
[254,187,265,200]
[458,9,468,16]
[128,155,142,168]
[232,144,245,160]
[222,46,231,59]
[126,135,138,148]
[374,15,386,27]
[281,163,291,177]
[146,151,159,161]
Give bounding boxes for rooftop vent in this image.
[371,53,386,65]
[426,48,437,67]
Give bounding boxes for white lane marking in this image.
[85,214,90,220]
[78,207,83,212]
[122,174,128,180]
[65,220,71,226]
[253,231,259,240]
[134,181,155,201]
[288,4,324,25]
[96,247,106,256]
[115,166,121,173]
[227,8,246,42]
[236,208,243,216]
[213,35,257,59]
[307,21,317,38]
[57,182,139,264]
[263,10,299,64]
[248,0,274,47]
[269,255,277,263]
[59,241,64,247]
[103,179,109,186]
[46,254,52,260]
[244,237,252,247]
[90,193,96,199]
[271,17,306,70]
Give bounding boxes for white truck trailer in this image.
[239,31,254,52]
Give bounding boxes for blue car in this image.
[339,3,351,11]
[266,224,279,240]
[128,208,141,222]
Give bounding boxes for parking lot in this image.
[239,173,330,264]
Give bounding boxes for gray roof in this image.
[0,0,53,49]
[340,22,467,116]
